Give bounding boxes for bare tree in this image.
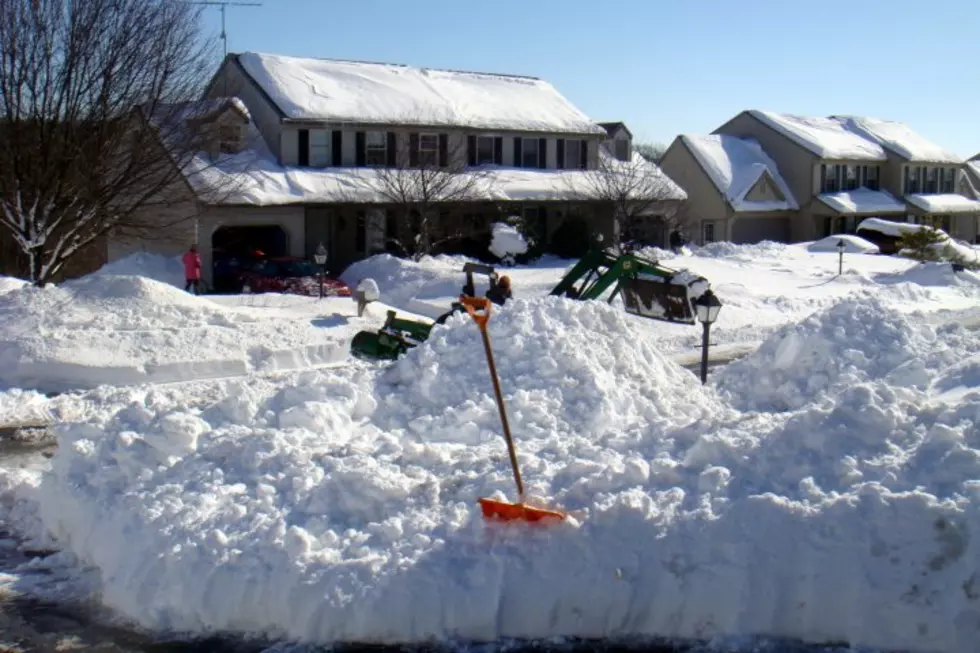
[564,146,689,252]
[0,0,220,285]
[343,129,494,260]
[634,142,668,164]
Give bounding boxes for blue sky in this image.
[201,0,978,158]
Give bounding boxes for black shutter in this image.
[331,130,342,166]
[556,139,565,170]
[468,135,477,166]
[538,206,547,247]
[538,138,547,169]
[820,165,826,192]
[438,133,448,167]
[493,137,503,165]
[409,133,420,167]
[356,211,366,254]
[579,139,588,169]
[355,131,366,167]
[298,129,310,166]
[513,137,522,167]
[386,132,396,167]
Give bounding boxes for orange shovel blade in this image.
[478,497,565,523]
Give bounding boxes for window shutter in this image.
[556,139,565,170]
[493,137,503,165]
[331,130,342,166]
[386,132,397,167]
[538,138,547,169]
[513,137,522,167]
[579,139,588,169]
[356,131,366,167]
[438,133,448,167]
[298,129,310,166]
[467,135,477,166]
[409,133,420,167]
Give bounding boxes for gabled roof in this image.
[680,134,797,212]
[234,52,607,135]
[747,110,886,161]
[598,122,632,139]
[832,115,961,163]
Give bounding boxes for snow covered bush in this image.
[487,219,529,266]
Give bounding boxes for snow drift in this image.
[0,275,347,392]
[35,295,980,653]
[91,252,185,288]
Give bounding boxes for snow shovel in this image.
[460,296,565,524]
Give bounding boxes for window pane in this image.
[420,134,438,150]
[522,138,538,167]
[366,131,385,146]
[565,140,581,168]
[476,136,494,164]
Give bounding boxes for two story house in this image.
[118,52,684,283]
[661,110,980,245]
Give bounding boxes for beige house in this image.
[661,110,980,245]
[114,52,685,287]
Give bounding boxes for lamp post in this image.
[314,242,328,299]
[695,289,723,385]
[836,238,846,276]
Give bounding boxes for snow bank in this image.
[488,222,529,261]
[714,296,956,411]
[879,262,980,288]
[91,252,185,287]
[0,275,347,392]
[806,234,880,254]
[690,240,795,260]
[33,294,980,653]
[0,276,27,294]
[340,253,473,311]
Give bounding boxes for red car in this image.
[238,257,351,297]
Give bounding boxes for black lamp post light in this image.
[695,289,723,385]
[314,242,328,299]
[836,238,846,276]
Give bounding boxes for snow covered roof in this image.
[833,116,962,163]
[748,110,887,161]
[182,97,251,123]
[906,193,980,214]
[236,52,607,135]
[681,134,797,212]
[182,121,683,205]
[966,160,980,180]
[817,188,905,215]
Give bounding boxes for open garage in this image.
[210,225,289,292]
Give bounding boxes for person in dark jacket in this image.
[486,274,512,306]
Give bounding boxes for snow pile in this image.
[0,275,347,392]
[237,52,607,135]
[715,297,956,411]
[488,222,529,262]
[340,253,473,311]
[806,234,880,254]
[680,134,798,211]
[32,294,980,653]
[691,240,794,260]
[879,262,980,288]
[91,252,185,288]
[0,276,27,294]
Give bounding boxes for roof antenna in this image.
[186,1,262,58]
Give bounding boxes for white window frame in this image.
[565,139,582,169]
[521,138,539,168]
[310,129,330,167]
[475,135,495,165]
[418,133,439,167]
[366,130,387,167]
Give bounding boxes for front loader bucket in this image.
[620,276,697,324]
[350,330,405,361]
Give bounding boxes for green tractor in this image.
[349,250,709,361]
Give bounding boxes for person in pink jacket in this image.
[182,245,202,294]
